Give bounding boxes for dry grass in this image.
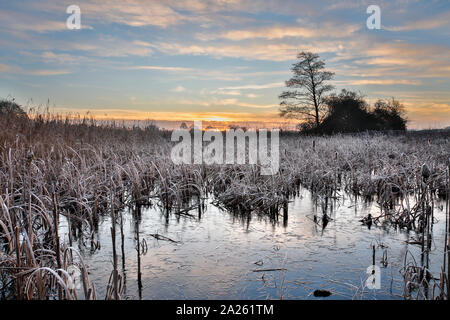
[0,111,449,299]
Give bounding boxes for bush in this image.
[299,90,407,134]
[0,99,28,118]
[372,98,407,131]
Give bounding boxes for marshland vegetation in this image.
[0,100,449,300]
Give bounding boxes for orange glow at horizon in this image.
[49,100,450,130]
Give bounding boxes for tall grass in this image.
[0,111,449,299]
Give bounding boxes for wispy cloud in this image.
[211,89,242,96]
[129,66,193,72]
[126,65,242,81]
[36,0,189,28]
[0,9,66,33]
[171,85,186,92]
[27,70,71,76]
[0,63,70,76]
[218,83,284,90]
[0,64,12,72]
[340,79,421,86]
[177,98,276,109]
[1,0,449,128]
[197,23,360,41]
[385,11,450,32]
[404,102,450,128]
[40,51,96,65]
[68,37,154,57]
[154,42,302,61]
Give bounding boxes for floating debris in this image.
[149,234,180,243]
[313,289,332,297]
[252,268,287,273]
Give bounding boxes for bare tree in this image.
[279,52,334,127]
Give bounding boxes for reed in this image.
[0,110,449,299]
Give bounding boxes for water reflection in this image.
[59,188,447,300]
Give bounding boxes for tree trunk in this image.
[314,103,319,127]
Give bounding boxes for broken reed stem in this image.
[27,193,32,249]
[14,226,21,300]
[110,191,119,300]
[120,212,125,271]
[52,192,62,300]
[372,245,376,266]
[135,207,143,300]
[447,162,450,299]
[52,193,61,269]
[67,211,73,261]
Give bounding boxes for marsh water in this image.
[60,188,447,300]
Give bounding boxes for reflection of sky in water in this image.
[59,189,447,300]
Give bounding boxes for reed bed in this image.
[0,111,449,300]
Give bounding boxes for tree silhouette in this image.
[0,99,27,118]
[279,52,334,127]
[372,98,407,131]
[320,90,374,133]
[299,91,408,134]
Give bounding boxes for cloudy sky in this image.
[0,0,449,128]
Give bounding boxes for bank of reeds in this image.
[0,111,449,299]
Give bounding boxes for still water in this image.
[61,189,447,300]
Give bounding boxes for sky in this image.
[0,0,449,129]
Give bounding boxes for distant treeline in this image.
[0,98,418,135]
